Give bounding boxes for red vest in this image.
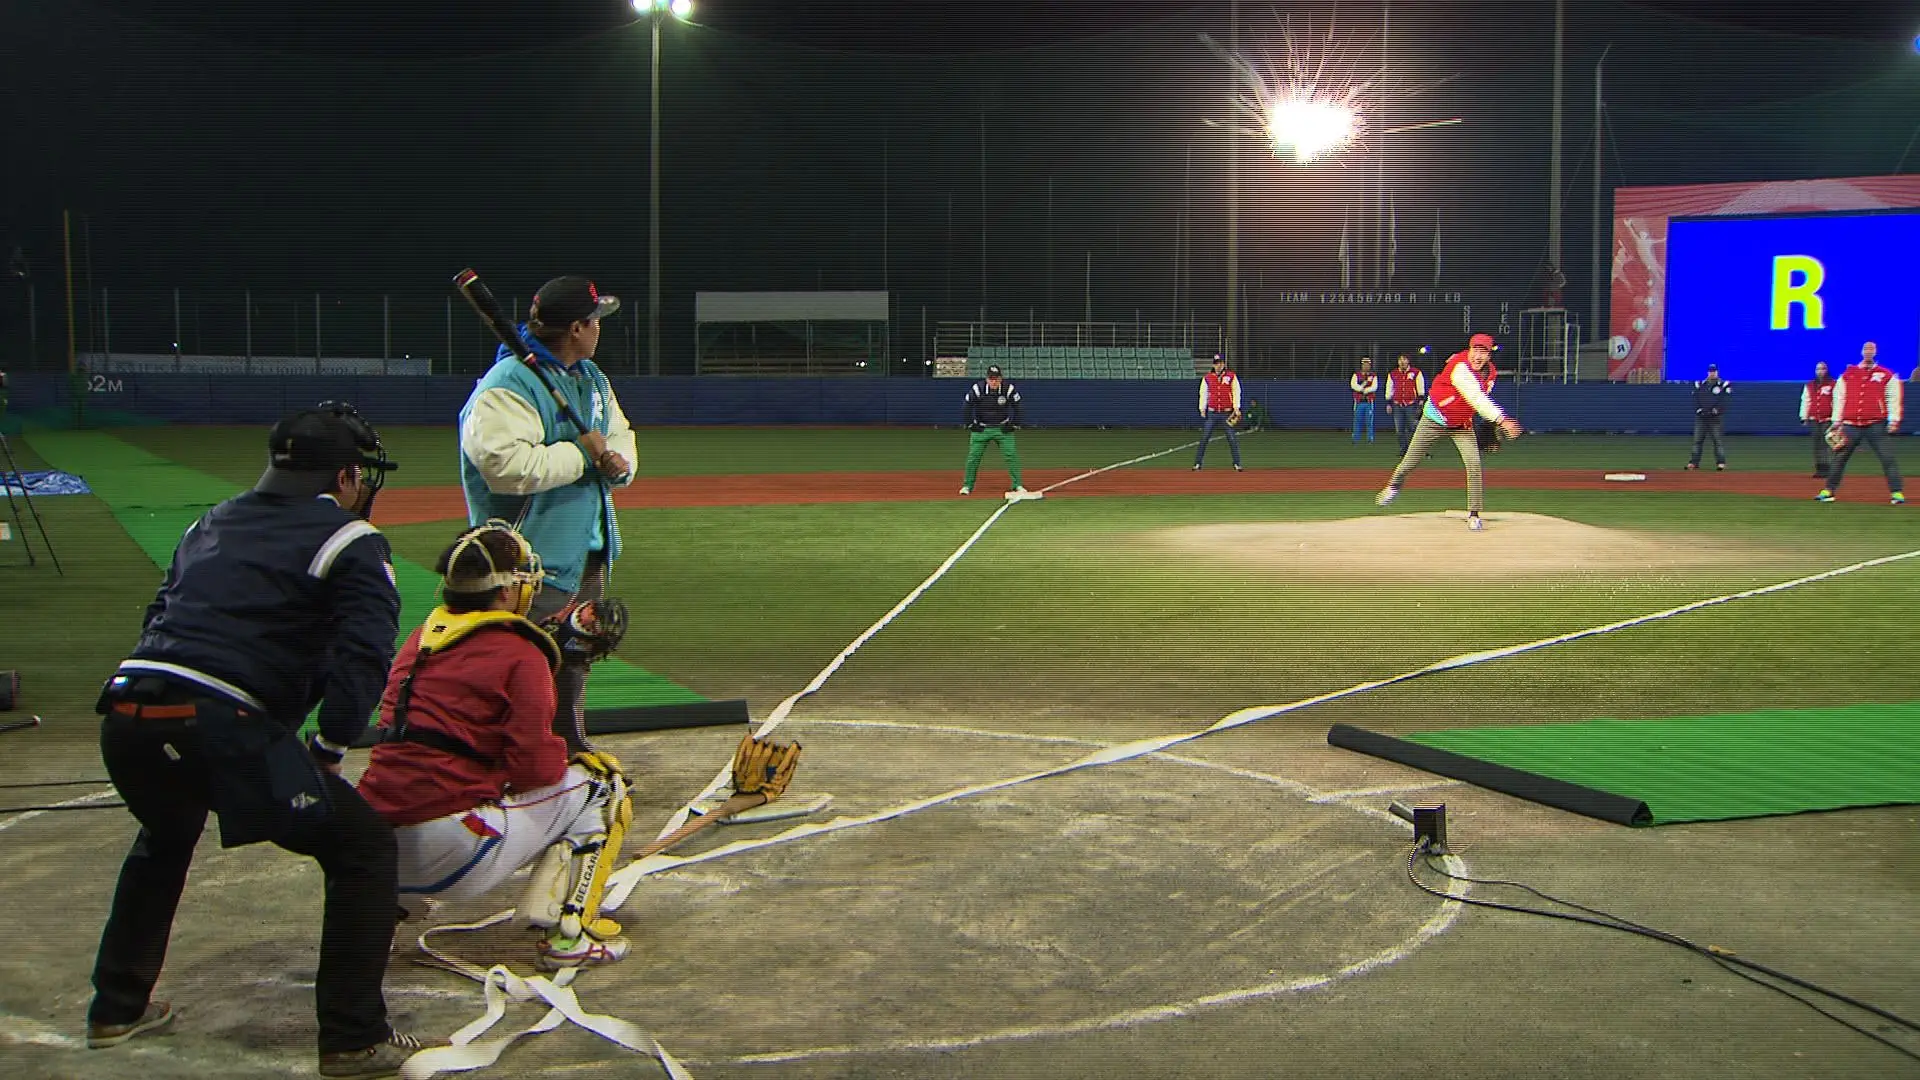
[1804,377,1834,423]
[1351,371,1378,403]
[1204,370,1238,412]
[1836,364,1896,424]
[1388,368,1422,405]
[1429,352,1496,428]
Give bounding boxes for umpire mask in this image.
[258,401,398,520]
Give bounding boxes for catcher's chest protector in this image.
[417,607,561,671]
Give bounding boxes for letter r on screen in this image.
[1771,255,1826,330]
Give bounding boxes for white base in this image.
[1005,489,1045,502]
[1603,473,1648,482]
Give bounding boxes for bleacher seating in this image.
[962,346,1198,379]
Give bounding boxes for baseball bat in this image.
[452,269,592,435]
[0,716,43,736]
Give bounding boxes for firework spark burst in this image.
[1200,11,1461,166]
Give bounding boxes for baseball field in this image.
[1,424,1916,1079]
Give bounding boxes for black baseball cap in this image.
[256,402,397,497]
[986,365,1003,377]
[529,276,620,330]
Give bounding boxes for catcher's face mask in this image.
[445,520,544,617]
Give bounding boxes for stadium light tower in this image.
[634,0,695,376]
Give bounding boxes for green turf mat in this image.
[1402,702,1920,825]
[25,431,707,714]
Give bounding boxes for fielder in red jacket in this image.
[1375,333,1521,531]
[1193,355,1244,471]
[1816,341,1905,504]
[1799,361,1836,479]
[356,522,636,971]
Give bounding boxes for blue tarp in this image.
[1,470,91,496]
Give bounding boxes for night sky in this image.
[5,1,1918,372]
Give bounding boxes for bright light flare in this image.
[1200,17,1459,168]
[1266,96,1359,163]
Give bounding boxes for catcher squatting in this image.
[83,409,804,1069]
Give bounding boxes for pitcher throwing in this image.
[1375,333,1522,531]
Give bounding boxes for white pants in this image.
[395,765,610,903]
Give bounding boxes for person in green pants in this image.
[960,365,1037,499]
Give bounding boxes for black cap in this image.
[529,276,620,330]
[1706,363,1719,371]
[256,402,397,498]
[986,365,1003,377]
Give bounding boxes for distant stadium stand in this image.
[935,321,1220,379]
[695,292,889,377]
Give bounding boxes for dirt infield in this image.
[1142,511,1770,577]
[374,467,1860,526]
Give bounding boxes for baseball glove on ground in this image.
[1825,424,1851,452]
[731,734,801,801]
[543,598,629,665]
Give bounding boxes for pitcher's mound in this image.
[1147,512,1747,577]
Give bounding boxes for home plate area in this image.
[381,721,1450,1072]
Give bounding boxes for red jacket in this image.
[1202,370,1240,413]
[1801,377,1834,423]
[1387,368,1424,406]
[1834,363,1903,426]
[1428,352,1498,429]
[357,619,567,827]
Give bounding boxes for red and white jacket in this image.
[1799,377,1835,424]
[1350,369,1380,403]
[1386,367,1426,406]
[1425,352,1505,429]
[1200,369,1242,414]
[1832,363,1904,428]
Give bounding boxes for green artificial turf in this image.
[22,431,707,724]
[1403,702,1920,824]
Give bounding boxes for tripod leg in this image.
[0,435,60,575]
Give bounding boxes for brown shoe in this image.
[87,1001,175,1048]
[318,1030,426,1078]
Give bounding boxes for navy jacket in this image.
[1693,378,1732,419]
[124,492,400,748]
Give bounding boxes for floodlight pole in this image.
[649,10,662,376]
[1225,0,1238,363]
[1548,0,1565,278]
[1590,44,1611,345]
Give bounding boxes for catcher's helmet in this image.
[441,520,544,617]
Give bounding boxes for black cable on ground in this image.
[1407,846,1920,1064]
[0,779,116,789]
[0,801,127,813]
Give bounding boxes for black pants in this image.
[530,551,608,754]
[1810,421,1834,475]
[1826,421,1905,494]
[89,712,398,1055]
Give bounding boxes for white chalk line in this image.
[1037,438,1203,495]
[641,497,1021,846]
[632,719,1470,1067]
[428,438,1206,1076]
[612,542,1920,896]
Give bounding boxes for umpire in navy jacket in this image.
[86,404,419,1077]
